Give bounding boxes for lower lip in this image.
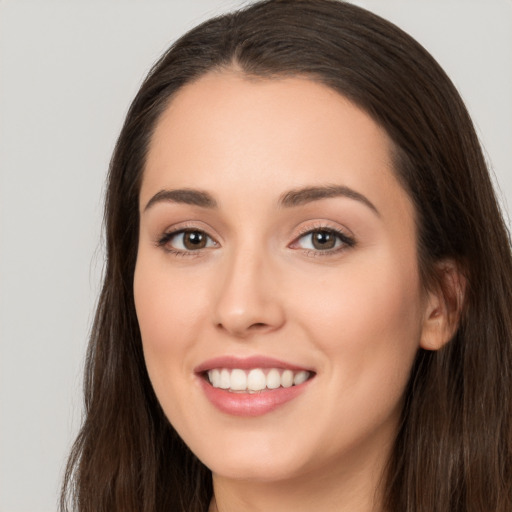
[198,377,312,417]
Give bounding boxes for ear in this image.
[420,260,466,351]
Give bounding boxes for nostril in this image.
[215,320,271,337]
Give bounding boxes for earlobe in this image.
[420,260,466,351]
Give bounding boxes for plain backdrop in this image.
[0,1,511,510]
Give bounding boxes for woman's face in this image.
[134,72,432,484]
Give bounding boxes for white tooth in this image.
[219,369,230,389]
[230,369,247,391]
[293,370,309,385]
[281,369,294,388]
[247,368,266,391]
[266,368,281,389]
[209,369,220,387]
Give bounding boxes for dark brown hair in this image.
[61,1,512,510]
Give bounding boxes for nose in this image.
[212,248,285,338]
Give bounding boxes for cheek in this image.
[132,254,213,408]
[292,251,423,383]
[133,254,217,431]
[134,258,207,348]
[286,255,423,452]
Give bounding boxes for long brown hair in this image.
[61,1,512,510]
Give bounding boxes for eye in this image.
[158,229,217,252]
[293,228,355,252]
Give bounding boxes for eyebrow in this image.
[279,185,380,216]
[143,184,379,216]
[144,188,218,211]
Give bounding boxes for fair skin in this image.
[134,71,453,512]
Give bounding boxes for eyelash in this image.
[156,228,218,257]
[156,224,356,257]
[291,225,356,256]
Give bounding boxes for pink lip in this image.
[195,356,315,417]
[198,378,312,417]
[194,355,311,373]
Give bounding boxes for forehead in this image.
[141,71,412,223]
[147,71,392,167]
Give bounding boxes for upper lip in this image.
[194,355,314,374]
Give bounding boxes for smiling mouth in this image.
[205,368,314,393]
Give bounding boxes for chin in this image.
[206,453,309,483]
[179,423,323,483]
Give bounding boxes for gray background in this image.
[1,1,511,510]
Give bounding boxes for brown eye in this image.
[294,228,355,253]
[182,231,207,250]
[160,229,216,252]
[311,230,336,250]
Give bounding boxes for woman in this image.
[61,0,512,511]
